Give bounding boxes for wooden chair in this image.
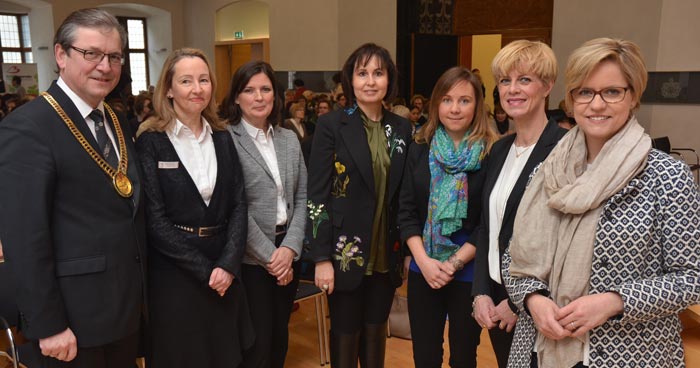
[294,281,330,366]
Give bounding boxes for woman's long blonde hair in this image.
[137,48,225,137]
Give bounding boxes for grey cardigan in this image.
[228,122,307,266]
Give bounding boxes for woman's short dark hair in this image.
[220,60,282,126]
[340,43,398,107]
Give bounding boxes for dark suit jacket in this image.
[472,120,567,303]
[397,141,485,246]
[136,130,247,282]
[0,82,147,347]
[307,107,412,291]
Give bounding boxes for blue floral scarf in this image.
[422,125,484,261]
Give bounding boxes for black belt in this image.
[275,223,287,235]
[174,223,227,237]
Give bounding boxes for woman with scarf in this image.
[504,38,700,368]
[471,40,567,368]
[398,67,497,367]
[307,43,412,368]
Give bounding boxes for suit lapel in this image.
[384,114,407,201]
[273,126,288,191]
[483,134,516,202]
[46,83,102,153]
[339,110,374,195]
[230,123,274,181]
[502,120,562,224]
[208,131,226,209]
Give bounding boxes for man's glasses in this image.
[69,46,125,66]
[570,87,629,104]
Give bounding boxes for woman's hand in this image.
[315,261,335,294]
[415,256,453,289]
[556,292,624,338]
[490,299,518,332]
[473,295,497,329]
[209,267,234,296]
[267,246,295,282]
[526,293,570,340]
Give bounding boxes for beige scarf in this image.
[509,116,650,368]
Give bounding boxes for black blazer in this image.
[397,142,485,246]
[307,107,412,291]
[136,130,247,282]
[472,120,567,301]
[0,82,147,346]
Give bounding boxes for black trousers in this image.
[240,260,299,368]
[22,330,140,368]
[488,279,514,368]
[327,272,395,334]
[407,271,481,368]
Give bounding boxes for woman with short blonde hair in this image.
[505,37,700,368]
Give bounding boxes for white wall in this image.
[552,0,700,155]
[551,0,662,131]
[216,1,269,41]
[649,0,700,154]
[187,0,396,72]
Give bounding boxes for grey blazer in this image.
[228,122,307,266]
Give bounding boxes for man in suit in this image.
[0,8,146,368]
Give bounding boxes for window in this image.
[118,17,149,96]
[0,13,32,63]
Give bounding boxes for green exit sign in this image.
[234,31,244,40]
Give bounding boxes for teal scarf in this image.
[422,126,484,261]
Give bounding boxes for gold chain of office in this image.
[41,92,133,198]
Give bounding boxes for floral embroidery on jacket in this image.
[331,155,350,198]
[333,235,364,271]
[384,124,406,158]
[307,200,328,239]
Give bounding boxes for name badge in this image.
[158,161,179,169]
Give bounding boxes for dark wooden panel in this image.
[453,0,553,36]
[411,33,459,97]
[459,36,473,70]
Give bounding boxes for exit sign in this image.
[234,31,244,40]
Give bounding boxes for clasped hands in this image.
[473,295,518,332]
[415,255,458,290]
[525,292,624,340]
[266,246,295,286]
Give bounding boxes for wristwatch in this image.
[448,254,464,271]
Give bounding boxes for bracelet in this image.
[448,254,465,271]
[472,294,488,309]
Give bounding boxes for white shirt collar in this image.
[170,117,214,142]
[56,77,104,120]
[241,118,274,140]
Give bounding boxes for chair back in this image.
[651,136,672,153]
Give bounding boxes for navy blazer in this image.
[472,120,567,301]
[0,82,146,346]
[307,107,412,291]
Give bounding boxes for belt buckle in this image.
[198,227,209,237]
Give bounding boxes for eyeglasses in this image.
[570,87,630,104]
[69,46,125,66]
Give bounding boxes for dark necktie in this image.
[89,109,119,168]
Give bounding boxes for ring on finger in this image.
[570,322,576,329]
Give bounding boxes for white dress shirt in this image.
[487,142,535,283]
[57,77,120,160]
[241,118,288,226]
[166,118,218,205]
